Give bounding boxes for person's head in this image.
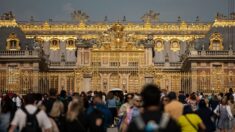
[221,97,228,105]
[167,92,177,101]
[49,88,57,96]
[66,102,81,122]
[133,94,142,107]
[50,100,64,118]
[229,88,233,93]
[141,84,161,108]
[126,93,133,103]
[198,99,207,109]
[24,94,36,105]
[190,94,196,100]
[60,90,67,98]
[107,92,114,100]
[183,105,194,115]
[162,96,169,106]
[93,94,103,105]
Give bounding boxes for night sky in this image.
[0,0,228,22]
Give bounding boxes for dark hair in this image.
[229,88,233,93]
[167,92,177,101]
[190,94,196,100]
[1,95,13,113]
[141,84,161,107]
[183,105,193,114]
[198,99,207,109]
[60,90,67,98]
[24,94,35,105]
[49,88,57,96]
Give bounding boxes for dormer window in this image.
[50,38,60,50]
[209,33,223,51]
[6,33,20,50]
[66,39,76,50]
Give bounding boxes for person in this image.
[65,102,86,132]
[195,99,215,132]
[87,94,112,132]
[121,94,142,132]
[214,97,233,132]
[9,93,52,132]
[187,93,197,111]
[178,91,186,104]
[0,95,13,132]
[58,90,69,113]
[43,88,58,114]
[50,100,65,132]
[106,92,118,123]
[127,84,181,132]
[118,93,133,117]
[118,93,133,131]
[164,91,183,121]
[228,95,235,131]
[178,105,206,132]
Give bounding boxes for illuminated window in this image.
[6,33,20,50]
[66,39,76,50]
[209,33,223,51]
[50,39,60,50]
[154,39,164,52]
[170,39,180,52]
[8,65,18,84]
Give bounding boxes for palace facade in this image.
[0,11,235,94]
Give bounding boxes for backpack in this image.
[134,112,170,132]
[21,107,42,132]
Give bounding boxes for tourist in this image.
[214,97,233,132]
[228,95,235,131]
[50,100,65,132]
[65,101,86,132]
[118,93,133,131]
[195,99,216,132]
[178,91,186,104]
[43,88,58,114]
[187,93,197,111]
[106,92,118,123]
[9,93,52,132]
[164,91,183,121]
[127,84,181,132]
[121,94,142,132]
[87,94,112,132]
[0,95,13,132]
[178,105,206,132]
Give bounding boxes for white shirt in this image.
[11,104,52,131]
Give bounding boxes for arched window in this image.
[66,39,75,50]
[50,38,60,50]
[170,39,180,52]
[154,39,164,52]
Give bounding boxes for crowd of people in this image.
[0,85,235,132]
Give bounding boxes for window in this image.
[170,39,180,52]
[66,39,76,50]
[209,33,223,50]
[6,33,20,50]
[8,65,18,84]
[50,39,60,50]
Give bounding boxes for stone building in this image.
[0,11,235,94]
